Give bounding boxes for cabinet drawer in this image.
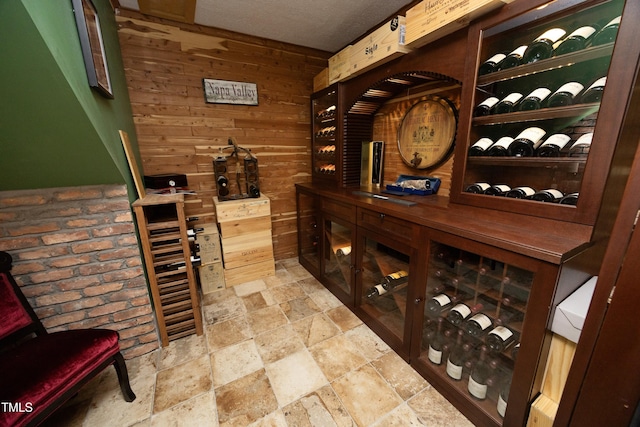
[358,208,420,246]
[322,198,356,223]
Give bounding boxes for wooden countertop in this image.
[296,183,593,265]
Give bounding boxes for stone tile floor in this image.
[44,258,473,426]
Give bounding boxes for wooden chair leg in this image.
[113,352,136,402]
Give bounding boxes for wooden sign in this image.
[203,78,259,105]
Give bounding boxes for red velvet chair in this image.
[0,251,136,427]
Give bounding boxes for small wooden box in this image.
[213,195,271,223]
[218,215,272,239]
[221,230,273,270]
[349,16,411,78]
[405,0,506,48]
[328,45,352,84]
[196,232,222,264]
[199,262,225,294]
[313,68,330,92]
[224,259,276,287]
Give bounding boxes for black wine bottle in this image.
[474,97,499,116]
[511,342,520,360]
[468,345,491,400]
[428,318,447,365]
[426,293,454,317]
[486,326,516,353]
[523,28,567,63]
[547,82,584,107]
[478,53,506,76]
[554,24,599,56]
[217,175,229,196]
[494,92,523,114]
[568,133,593,157]
[486,137,515,157]
[464,312,493,338]
[536,133,572,157]
[531,188,564,203]
[446,330,470,380]
[559,192,579,205]
[508,127,546,157]
[468,138,494,156]
[592,16,621,46]
[448,302,482,326]
[500,45,528,70]
[365,270,409,298]
[484,184,511,196]
[497,378,512,418]
[505,186,536,199]
[518,87,551,111]
[580,77,606,103]
[465,182,491,194]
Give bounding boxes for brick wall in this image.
[0,185,159,358]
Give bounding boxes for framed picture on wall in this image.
[71,0,113,98]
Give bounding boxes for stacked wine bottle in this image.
[469,130,593,158]
[464,182,578,205]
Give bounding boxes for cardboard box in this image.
[349,16,411,78]
[328,45,352,84]
[224,259,276,287]
[199,262,225,294]
[551,276,597,343]
[313,68,330,92]
[213,195,271,223]
[405,0,507,49]
[196,231,222,264]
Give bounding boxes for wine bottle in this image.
[484,184,511,196]
[464,312,493,337]
[335,245,351,257]
[448,302,482,326]
[500,45,527,70]
[505,186,536,199]
[511,342,520,360]
[497,378,512,418]
[478,53,506,76]
[559,192,579,205]
[536,133,572,157]
[531,188,564,203]
[523,28,567,63]
[468,138,494,156]
[426,293,454,317]
[592,16,621,46]
[554,24,600,56]
[547,82,584,107]
[217,175,229,196]
[428,318,446,365]
[518,87,552,111]
[468,345,491,400]
[486,326,516,353]
[486,136,515,157]
[465,182,491,194]
[446,330,470,380]
[508,127,546,157]
[365,270,409,298]
[580,77,606,103]
[494,92,523,114]
[568,133,593,157]
[474,97,499,116]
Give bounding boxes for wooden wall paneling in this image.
[118,11,329,260]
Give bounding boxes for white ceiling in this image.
[117,0,415,53]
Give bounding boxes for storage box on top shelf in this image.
[328,45,352,84]
[551,276,597,343]
[405,0,508,48]
[349,16,411,78]
[313,68,330,92]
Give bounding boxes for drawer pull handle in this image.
[379,213,385,220]
[414,298,423,305]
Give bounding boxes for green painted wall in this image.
[0,0,140,197]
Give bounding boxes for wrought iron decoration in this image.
[214,138,261,201]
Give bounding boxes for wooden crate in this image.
[313,67,330,92]
[213,195,271,223]
[349,16,411,78]
[198,261,225,294]
[224,259,276,287]
[218,215,272,238]
[328,45,352,84]
[405,0,507,49]
[221,229,274,269]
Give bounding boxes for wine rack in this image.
[452,0,626,224]
[296,188,321,278]
[132,193,203,347]
[311,84,340,184]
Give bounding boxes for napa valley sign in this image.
[203,78,258,105]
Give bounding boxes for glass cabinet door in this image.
[321,216,354,304]
[418,240,534,424]
[296,189,320,276]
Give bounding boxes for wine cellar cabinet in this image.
[311,83,343,185]
[452,0,631,225]
[132,193,203,347]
